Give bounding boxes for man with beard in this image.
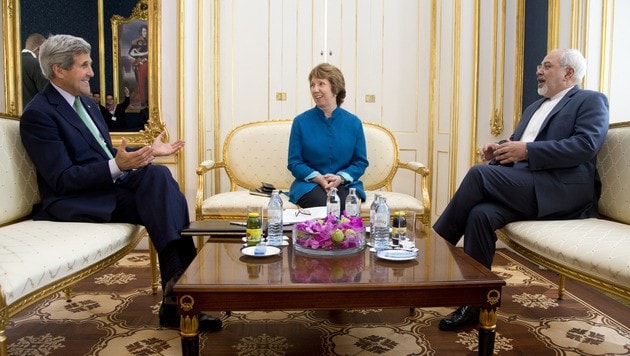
[433,48,609,331]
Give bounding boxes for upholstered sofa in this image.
[0,115,157,355]
[196,120,431,231]
[497,121,630,301]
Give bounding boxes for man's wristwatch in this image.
[339,175,346,184]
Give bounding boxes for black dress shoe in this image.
[159,297,222,331]
[438,306,480,331]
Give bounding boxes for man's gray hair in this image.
[38,34,91,80]
[559,49,587,83]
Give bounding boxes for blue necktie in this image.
[73,97,113,159]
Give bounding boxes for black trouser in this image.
[433,164,538,269]
[111,165,195,291]
[297,185,350,212]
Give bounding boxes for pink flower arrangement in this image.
[293,213,366,251]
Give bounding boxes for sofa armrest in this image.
[195,159,225,219]
[397,160,432,226]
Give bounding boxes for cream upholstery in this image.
[0,115,154,355]
[499,219,629,291]
[196,120,431,230]
[0,221,141,307]
[596,125,630,224]
[497,122,630,301]
[0,117,39,225]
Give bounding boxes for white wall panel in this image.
[355,0,383,123]
[230,1,269,123]
[382,1,419,133]
[607,1,630,123]
[269,0,298,120]
[295,1,317,113]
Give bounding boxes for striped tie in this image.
[73,97,113,159]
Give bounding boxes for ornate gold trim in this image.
[109,0,165,146]
[111,0,149,105]
[547,0,560,51]
[449,0,461,196]
[599,0,610,94]
[470,0,480,165]
[513,0,525,129]
[179,295,199,337]
[213,0,222,199]
[97,0,105,105]
[428,0,437,215]
[486,289,501,305]
[2,0,20,115]
[479,307,497,330]
[176,1,185,191]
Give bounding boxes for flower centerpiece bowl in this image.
[292,213,366,256]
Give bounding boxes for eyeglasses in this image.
[295,206,311,217]
[537,63,569,71]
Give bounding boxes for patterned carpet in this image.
[5,249,630,355]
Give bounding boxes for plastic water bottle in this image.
[372,197,390,251]
[326,187,341,220]
[369,194,382,239]
[345,187,360,217]
[266,190,284,246]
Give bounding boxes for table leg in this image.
[179,294,200,356]
[478,288,501,356]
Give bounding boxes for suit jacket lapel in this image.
[513,86,580,141]
[513,97,547,139]
[533,86,580,140]
[45,86,113,159]
[82,96,115,149]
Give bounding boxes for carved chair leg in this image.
[558,274,566,300]
[148,240,160,295]
[1,327,7,356]
[63,287,72,302]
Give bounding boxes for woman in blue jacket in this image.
[287,63,369,211]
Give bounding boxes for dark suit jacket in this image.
[21,51,48,109]
[101,96,130,131]
[20,83,119,222]
[511,86,609,218]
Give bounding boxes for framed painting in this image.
[112,2,148,113]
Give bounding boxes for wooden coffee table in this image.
[174,232,505,355]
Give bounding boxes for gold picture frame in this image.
[110,0,165,145]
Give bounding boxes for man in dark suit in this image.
[433,48,609,331]
[19,34,221,330]
[101,87,130,131]
[21,33,49,109]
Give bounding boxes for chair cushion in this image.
[202,191,299,218]
[0,220,140,306]
[362,191,425,219]
[502,218,630,289]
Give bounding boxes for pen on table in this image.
[230,221,247,226]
